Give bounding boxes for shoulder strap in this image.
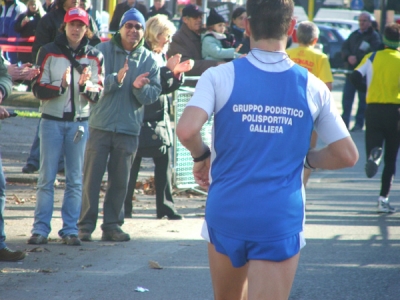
[57,45,84,74]
[369,52,377,63]
[202,33,214,41]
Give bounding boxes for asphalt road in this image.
[0,77,399,299]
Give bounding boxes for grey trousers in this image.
[78,127,138,232]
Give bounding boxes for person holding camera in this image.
[21,0,101,175]
[27,7,104,246]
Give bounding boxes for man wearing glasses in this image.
[168,4,219,83]
[78,8,161,242]
[341,12,381,132]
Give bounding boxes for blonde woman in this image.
[14,0,46,64]
[124,15,193,220]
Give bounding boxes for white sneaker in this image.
[377,197,396,213]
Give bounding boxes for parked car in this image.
[289,24,349,69]
[314,8,373,22]
[317,24,350,69]
[314,18,359,32]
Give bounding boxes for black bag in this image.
[139,121,171,149]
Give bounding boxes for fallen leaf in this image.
[81,264,92,269]
[98,243,116,247]
[13,194,22,204]
[48,238,62,242]
[38,268,58,273]
[27,247,50,252]
[148,260,163,269]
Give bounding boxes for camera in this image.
[73,126,85,143]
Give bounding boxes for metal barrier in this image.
[0,36,110,54]
[172,86,212,193]
[331,68,352,75]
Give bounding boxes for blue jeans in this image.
[26,118,64,171]
[32,119,88,238]
[341,75,367,129]
[0,153,6,249]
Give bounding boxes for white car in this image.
[314,18,359,33]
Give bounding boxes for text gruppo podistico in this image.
[232,104,305,133]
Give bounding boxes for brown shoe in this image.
[27,234,48,245]
[0,247,26,261]
[61,235,82,246]
[101,228,130,242]
[78,229,92,242]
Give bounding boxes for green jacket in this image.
[0,56,12,102]
[90,33,161,136]
[0,55,13,129]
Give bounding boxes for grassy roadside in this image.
[13,110,41,118]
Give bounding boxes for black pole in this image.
[172,0,177,17]
[379,0,387,35]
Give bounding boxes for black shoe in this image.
[22,164,38,174]
[0,247,26,261]
[157,213,183,220]
[101,228,130,242]
[167,213,183,220]
[365,147,383,178]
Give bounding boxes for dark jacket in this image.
[146,5,172,20]
[341,26,381,70]
[229,24,249,54]
[139,48,182,150]
[109,2,148,32]
[42,1,55,13]
[14,10,43,63]
[31,6,101,63]
[167,23,218,78]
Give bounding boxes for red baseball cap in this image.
[64,7,89,26]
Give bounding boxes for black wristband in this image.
[193,146,211,162]
[304,155,316,170]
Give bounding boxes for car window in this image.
[336,28,351,40]
[316,21,348,30]
[319,29,338,42]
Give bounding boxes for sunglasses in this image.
[124,23,143,31]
